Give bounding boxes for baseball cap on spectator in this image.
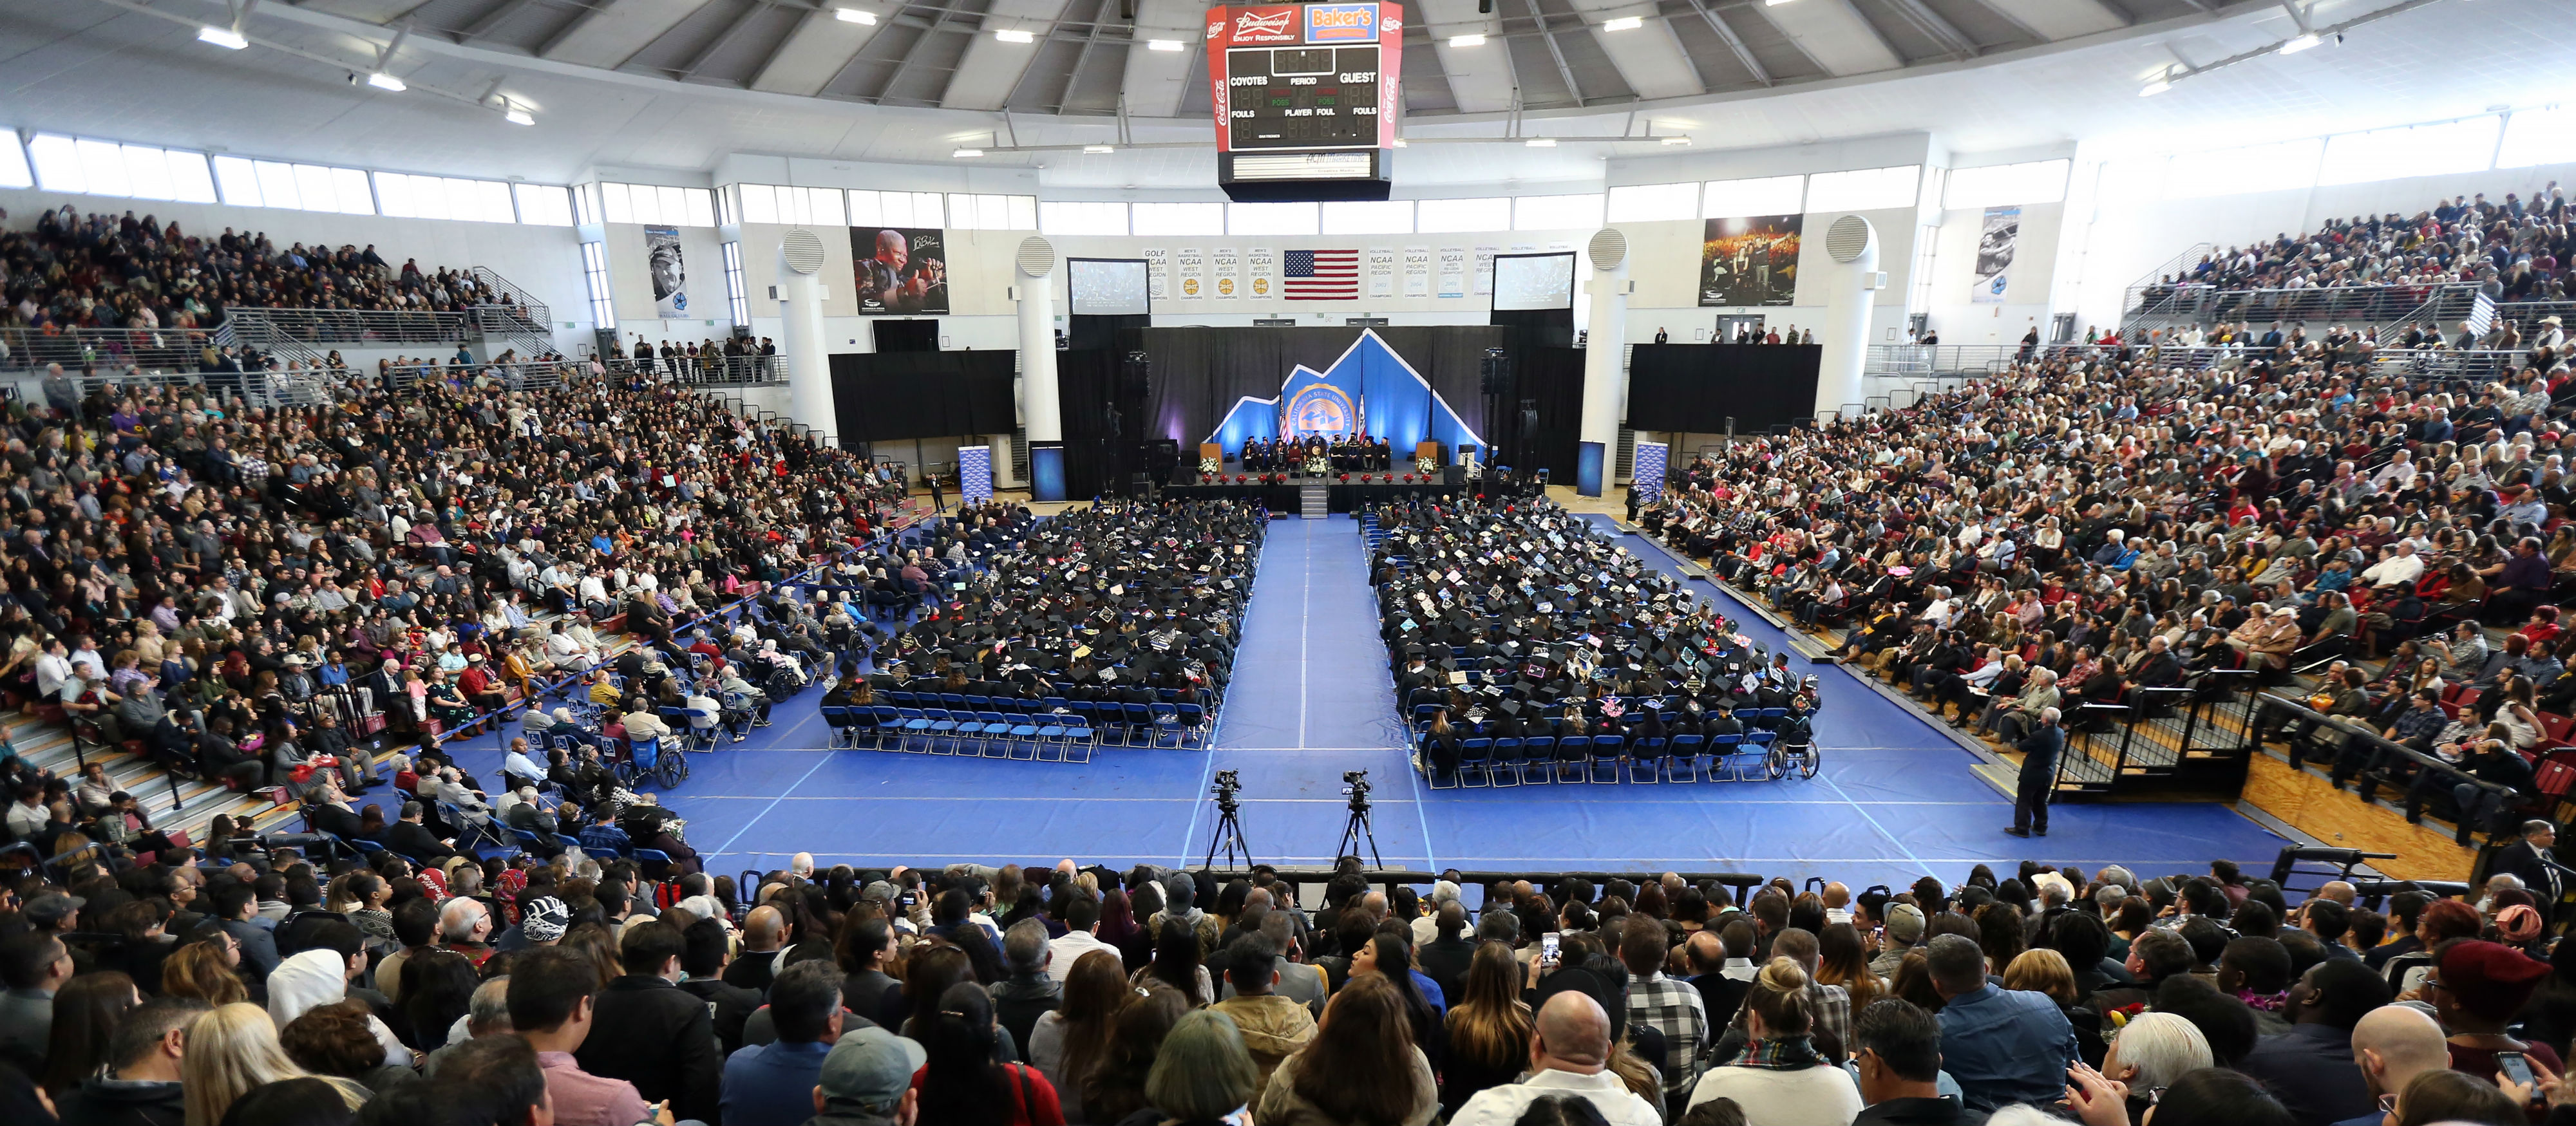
[817,1026,925,1115]
[1884,902,1926,944]
[24,892,84,928]
[2438,940,2552,1021]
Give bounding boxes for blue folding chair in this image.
[1455,737,1493,788]
[815,706,858,748]
[895,708,935,753]
[1176,702,1209,746]
[1486,737,1523,787]
[1149,704,1185,748]
[1588,735,1625,784]
[1124,702,1154,746]
[1517,737,1555,785]
[1631,737,1668,784]
[1707,733,1745,780]
[1666,734,1707,782]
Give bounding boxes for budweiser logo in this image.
[1234,9,1293,36]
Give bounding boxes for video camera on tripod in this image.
[1204,769,1249,868]
[1338,771,1381,867]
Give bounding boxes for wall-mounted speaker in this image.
[1016,236,1058,279]
[1825,215,1876,263]
[781,229,826,276]
[1586,227,1627,272]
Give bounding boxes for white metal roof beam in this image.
[940,0,1066,109]
[1418,0,1519,114]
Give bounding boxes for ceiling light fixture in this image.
[834,6,878,23]
[1084,145,1114,153]
[2139,77,2171,97]
[1448,33,1486,46]
[952,147,985,158]
[1766,0,1794,6]
[2278,32,2319,54]
[1526,138,1556,147]
[366,71,406,91]
[505,106,535,126]
[1602,15,1642,31]
[994,28,1034,43]
[197,25,248,50]
[1147,38,1184,50]
[1660,136,1691,145]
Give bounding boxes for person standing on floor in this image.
[2007,707,2061,838]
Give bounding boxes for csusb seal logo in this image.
[1284,382,1356,436]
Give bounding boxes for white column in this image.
[777,234,835,439]
[1577,251,1629,498]
[1816,216,1880,422]
[1015,237,1066,500]
[1019,277,1061,446]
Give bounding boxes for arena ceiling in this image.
[1,0,2568,186]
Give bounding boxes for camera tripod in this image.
[1337,789,1383,868]
[1204,783,1251,869]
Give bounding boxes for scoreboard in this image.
[1207,3,1401,201]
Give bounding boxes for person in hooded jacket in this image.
[1207,935,1317,1105]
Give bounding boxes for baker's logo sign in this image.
[1304,3,1376,42]
[1230,6,1298,42]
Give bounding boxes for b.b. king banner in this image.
[1973,205,2020,305]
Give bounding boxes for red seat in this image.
[2545,712,2576,744]
[2543,758,2576,800]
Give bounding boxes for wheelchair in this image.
[614,736,690,790]
[1764,737,1821,780]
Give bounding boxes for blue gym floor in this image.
[438,514,2296,888]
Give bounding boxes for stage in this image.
[1155,466,1539,513]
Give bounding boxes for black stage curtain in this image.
[1625,343,1821,434]
[1056,348,1138,500]
[1132,326,1502,455]
[830,350,1015,442]
[872,319,938,352]
[1517,346,1586,480]
[1490,307,1575,335]
[1068,313,1147,353]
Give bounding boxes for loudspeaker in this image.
[1518,399,1539,443]
[1478,346,1509,395]
[1121,350,1152,399]
[1144,438,1181,478]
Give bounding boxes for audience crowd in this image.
[2137,185,2576,303]
[1641,330,2576,840]
[2,840,2575,1126]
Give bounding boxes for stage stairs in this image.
[1301,483,1329,519]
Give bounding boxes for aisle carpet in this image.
[435,514,2296,889]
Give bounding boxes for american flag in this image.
[1283,249,1359,300]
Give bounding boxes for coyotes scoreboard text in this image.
[1206,4,1403,153]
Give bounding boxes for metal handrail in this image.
[2121,282,2481,333]
[0,326,217,374]
[2249,691,2517,827]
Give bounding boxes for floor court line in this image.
[672,794,2006,805]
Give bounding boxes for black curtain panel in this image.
[829,350,1016,442]
[1055,348,1142,500]
[1488,306,1575,337]
[1625,343,1822,434]
[1128,325,1503,453]
[871,319,940,352]
[1515,346,1587,480]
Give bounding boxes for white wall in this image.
[0,186,591,351]
[1920,200,2061,346]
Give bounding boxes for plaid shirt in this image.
[1726,981,1852,1062]
[1627,971,1710,1094]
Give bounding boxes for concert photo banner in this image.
[645,226,689,317]
[851,227,951,315]
[1698,214,1801,308]
[1973,205,2020,305]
